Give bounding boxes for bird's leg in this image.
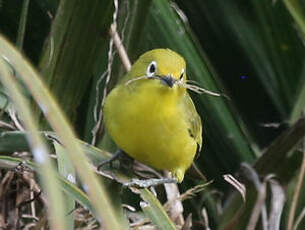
[97,150,177,188]
[97,149,124,171]
[123,178,177,188]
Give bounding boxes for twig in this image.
[21,214,39,221]
[183,81,223,97]
[201,208,211,230]
[0,120,15,130]
[129,218,151,228]
[294,206,305,230]
[22,172,48,206]
[164,176,184,226]
[95,166,176,188]
[30,175,37,220]
[164,181,213,210]
[109,24,131,72]
[8,107,24,131]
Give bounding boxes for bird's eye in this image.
[146,61,157,77]
[179,69,185,80]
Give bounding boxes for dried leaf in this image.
[223,174,246,202]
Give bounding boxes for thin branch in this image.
[201,208,211,230]
[294,206,305,230]
[0,120,16,130]
[164,172,184,226]
[110,23,131,72]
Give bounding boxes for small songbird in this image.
[104,49,202,183]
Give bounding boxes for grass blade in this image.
[0,35,122,230]
[55,142,76,230]
[16,0,30,49]
[283,0,305,38]
[139,188,177,230]
[0,53,66,230]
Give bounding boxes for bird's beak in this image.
[159,75,176,88]
[149,75,176,88]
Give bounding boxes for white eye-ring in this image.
[179,68,185,80]
[146,61,157,77]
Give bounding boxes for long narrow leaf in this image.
[140,188,177,230]
[55,142,75,230]
[0,35,122,230]
[0,55,66,230]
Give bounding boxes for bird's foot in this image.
[97,149,123,171]
[123,177,177,188]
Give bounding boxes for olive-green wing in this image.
[182,94,202,154]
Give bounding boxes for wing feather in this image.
[182,94,202,153]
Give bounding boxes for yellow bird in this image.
[104,49,202,183]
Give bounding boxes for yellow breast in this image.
[104,80,197,182]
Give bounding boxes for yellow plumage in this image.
[104,49,202,182]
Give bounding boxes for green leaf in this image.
[16,0,30,49]
[37,0,114,126]
[55,142,76,230]
[283,0,305,39]
[140,188,177,230]
[0,35,122,230]
[254,117,305,182]
[0,50,67,230]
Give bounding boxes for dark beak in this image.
[160,75,175,88]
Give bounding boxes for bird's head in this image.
[124,49,187,92]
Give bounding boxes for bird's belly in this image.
[105,92,196,172]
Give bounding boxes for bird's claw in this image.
[123,178,177,188]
